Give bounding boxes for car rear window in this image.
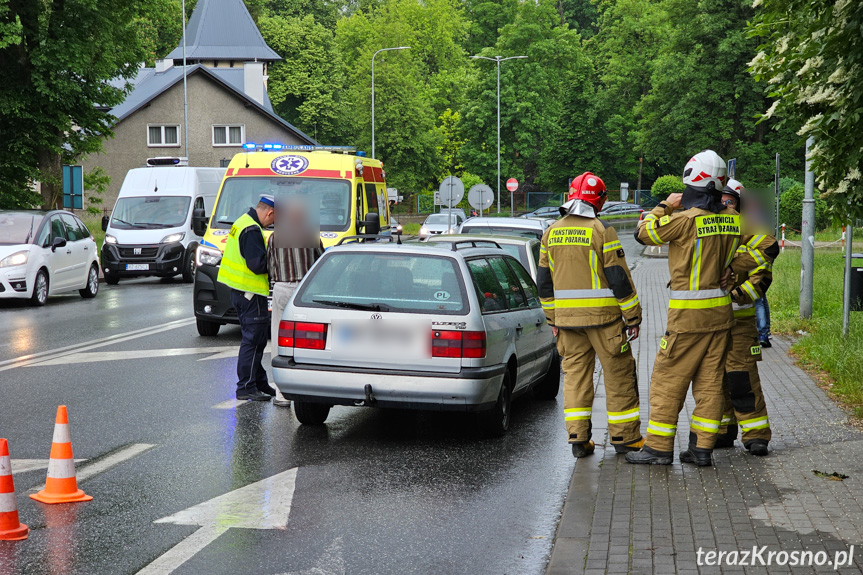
[461,225,542,240]
[296,252,467,315]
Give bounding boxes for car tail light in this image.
[278,321,328,350]
[432,330,486,358]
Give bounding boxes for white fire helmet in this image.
[723,178,744,199]
[682,150,727,190]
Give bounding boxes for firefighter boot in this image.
[571,440,595,458]
[680,435,713,466]
[715,424,738,448]
[745,439,769,456]
[625,445,673,465]
[614,437,645,454]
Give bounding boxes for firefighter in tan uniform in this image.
[714,179,779,456]
[538,172,643,458]
[626,150,759,467]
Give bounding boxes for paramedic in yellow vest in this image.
[715,179,779,456]
[627,150,754,467]
[218,194,276,402]
[538,172,643,458]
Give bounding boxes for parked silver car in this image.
[425,234,542,280]
[272,240,560,435]
[419,212,465,239]
[458,217,549,240]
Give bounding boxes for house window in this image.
[213,125,244,147]
[147,125,180,147]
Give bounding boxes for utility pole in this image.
[470,54,528,214]
[774,153,781,239]
[371,46,411,159]
[843,213,853,337]
[637,156,643,204]
[182,0,189,159]
[800,137,815,319]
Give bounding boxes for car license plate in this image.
[126,264,149,271]
[333,320,429,359]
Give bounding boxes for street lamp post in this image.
[470,55,528,214]
[371,46,411,159]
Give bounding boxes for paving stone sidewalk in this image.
[547,257,863,575]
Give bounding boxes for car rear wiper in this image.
[313,299,391,312]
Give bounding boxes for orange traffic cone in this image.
[0,438,29,540]
[30,406,92,504]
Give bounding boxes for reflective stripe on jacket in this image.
[217,212,270,296]
[637,205,745,333]
[538,214,641,329]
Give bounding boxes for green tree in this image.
[0,0,155,209]
[260,14,346,143]
[635,0,801,186]
[749,0,862,212]
[335,0,468,193]
[650,174,685,197]
[779,183,829,231]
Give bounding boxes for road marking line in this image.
[11,459,86,475]
[28,347,240,367]
[212,399,251,410]
[138,467,298,575]
[0,319,196,372]
[27,443,155,493]
[137,525,230,575]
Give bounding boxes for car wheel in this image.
[104,272,120,285]
[479,369,513,437]
[534,350,561,400]
[30,269,49,306]
[182,248,196,283]
[294,401,331,425]
[196,318,221,337]
[79,264,99,298]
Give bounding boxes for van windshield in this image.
[212,177,351,231]
[111,196,191,229]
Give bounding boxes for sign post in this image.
[506,178,518,217]
[468,184,494,217]
[620,182,629,203]
[439,176,465,233]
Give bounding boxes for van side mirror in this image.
[192,208,208,236]
[361,212,380,236]
[51,237,67,252]
[101,215,109,232]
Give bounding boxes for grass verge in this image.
[771,248,863,416]
[81,213,105,250]
[402,223,421,236]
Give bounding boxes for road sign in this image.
[727,158,737,179]
[620,183,629,202]
[138,468,298,574]
[506,178,519,192]
[439,176,464,208]
[468,184,494,215]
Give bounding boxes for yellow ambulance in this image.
[191,144,391,336]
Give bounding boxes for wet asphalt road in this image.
[0,224,642,575]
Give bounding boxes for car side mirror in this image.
[361,212,380,236]
[101,215,109,232]
[52,237,67,252]
[192,208,208,236]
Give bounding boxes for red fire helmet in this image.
[567,172,607,211]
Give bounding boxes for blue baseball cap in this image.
[259,194,275,207]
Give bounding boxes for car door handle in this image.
[535,319,544,327]
[66,249,71,254]
[84,246,88,251]
[515,324,523,336]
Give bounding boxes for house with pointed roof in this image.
[82,0,315,206]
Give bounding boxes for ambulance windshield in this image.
[213,177,351,232]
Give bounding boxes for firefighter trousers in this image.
[719,321,771,443]
[645,330,731,453]
[557,319,641,445]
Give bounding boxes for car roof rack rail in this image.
[446,240,502,251]
[336,234,400,246]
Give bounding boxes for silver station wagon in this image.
[272,239,560,435]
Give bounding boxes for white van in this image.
[101,160,224,284]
